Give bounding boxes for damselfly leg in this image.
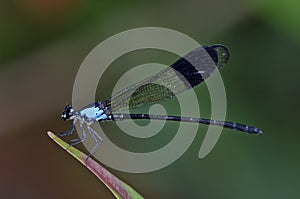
[86,126,103,161]
[68,122,87,146]
[57,119,77,137]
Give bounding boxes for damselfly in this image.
[58,44,262,159]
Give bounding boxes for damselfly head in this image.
[61,105,74,121]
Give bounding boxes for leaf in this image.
[47,131,144,199]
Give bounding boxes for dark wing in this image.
[106,44,229,112]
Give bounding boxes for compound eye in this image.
[62,105,73,121]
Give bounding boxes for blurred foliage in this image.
[247,0,300,43]
[0,0,131,64]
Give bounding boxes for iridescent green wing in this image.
[106,45,229,112]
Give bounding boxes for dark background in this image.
[0,0,299,198]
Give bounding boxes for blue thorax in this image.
[79,105,109,121]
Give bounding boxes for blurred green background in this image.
[1,0,299,198]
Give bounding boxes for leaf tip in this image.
[47,131,56,139]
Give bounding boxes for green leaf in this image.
[47,131,144,199]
